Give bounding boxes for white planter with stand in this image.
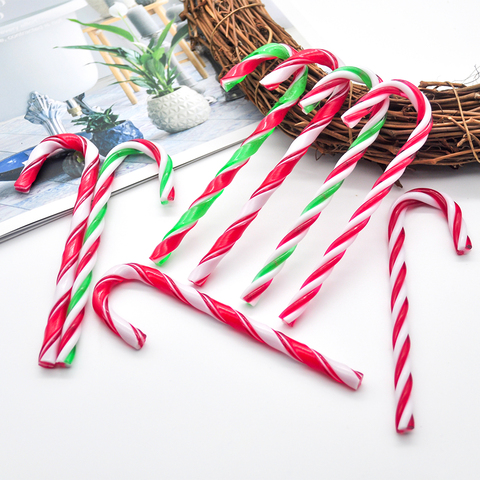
[147,86,211,133]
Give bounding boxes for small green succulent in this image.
[71,106,123,133]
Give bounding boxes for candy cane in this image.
[149,43,316,265]
[280,80,433,325]
[189,50,347,286]
[54,140,174,367]
[92,263,363,390]
[14,133,100,367]
[388,188,471,433]
[241,66,388,304]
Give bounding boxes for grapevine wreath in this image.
[182,0,480,167]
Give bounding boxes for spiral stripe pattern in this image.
[14,134,100,368]
[241,66,387,305]
[150,43,309,265]
[92,263,363,390]
[189,50,344,286]
[280,80,433,325]
[220,43,296,91]
[55,140,174,366]
[388,188,471,433]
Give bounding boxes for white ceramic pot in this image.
[147,86,211,133]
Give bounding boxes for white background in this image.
[272,0,480,86]
[2,1,480,479]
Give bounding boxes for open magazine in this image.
[0,59,263,243]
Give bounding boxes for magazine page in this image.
[0,2,264,241]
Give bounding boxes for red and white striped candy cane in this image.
[280,80,433,325]
[219,43,299,91]
[15,133,100,368]
[92,263,363,390]
[388,188,471,433]
[189,49,347,286]
[55,140,175,367]
[240,66,387,304]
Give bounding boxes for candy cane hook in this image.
[55,140,175,367]
[241,65,388,304]
[15,134,101,368]
[388,188,471,433]
[280,80,433,325]
[189,49,346,286]
[149,43,313,265]
[92,263,363,390]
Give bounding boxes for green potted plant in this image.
[72,105,143,156]
[63,18,210,133]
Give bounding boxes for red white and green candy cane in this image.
[92,263,363,390]
[188,49,346,286]
[14,133,100,368]
[388,188,471,433]
[149,43,311,265]
[55,140,174,367]
[280,80,433,325]
[241,65,388,305]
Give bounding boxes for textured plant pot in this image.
[147,86,211,133]
[92,120,143,157]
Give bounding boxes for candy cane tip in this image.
[54,361,71,369]
[150,255,168,266]
[188,274,208,287]
[280,315,296,327]
[259,79,280,91]
[298,98,316,114]
[397,417,415,434]
[243,297,258,307]
[345,372,363,391]
[136,332,147,349]
[14,184,30,194]
[460,238,473,254]
[241,291,261,306]
[341,114,360,129]
[279,309,297,326]
[241,280,274,305]
[220,78,238,92]
[38,360,55,369]
[303,104,315,114]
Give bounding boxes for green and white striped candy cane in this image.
[55,139,174,366]
[149,43,309,265]
[242,65,389,305]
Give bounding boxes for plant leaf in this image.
[140,53,150,65]
[167,23,188,63]
[154,19,175,49]
[129,77,152,89]
[60,44,130,58]
[96,62,144,75]
[152,46,165,62]
[147,36,156,51]
[69,18,135,42]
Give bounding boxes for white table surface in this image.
[1,128,480,479]
[3,0,480,475]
